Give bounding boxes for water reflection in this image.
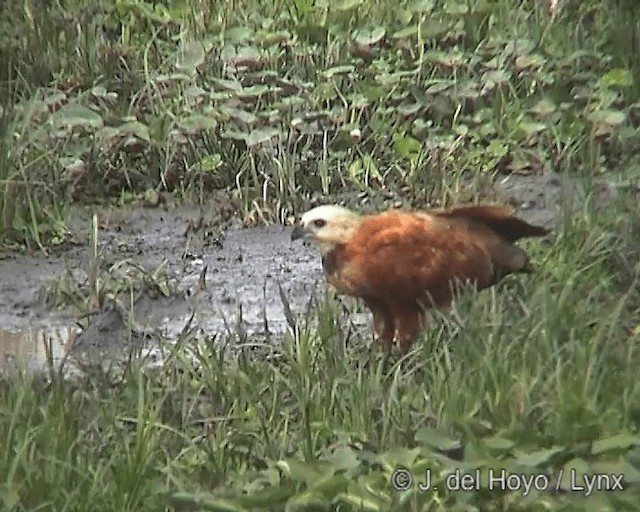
[0,326,80,377]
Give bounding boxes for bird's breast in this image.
[321,248,361,296]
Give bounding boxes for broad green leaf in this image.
[335,493,382,512]
[590,460,640,484]
[415,427,461,453]
[377,447,421,471]
[218,107,258,126]
[175,41,206,72]
[392,133,422,160]
[334,0,362,11]
[310,473,349,496]
[166,492,248,512]
[445,3,468,15]
[424,50,464,68]
[592,433,640,455]
[276,459,334,487]
[118,121,151,141]
[397,103,421,116]
[211,78,243,92]
[589,109,626,126]
[515,53,546,71]
[530,98,557,118]
[323,65,355,79]
[245,128,280,147]
[599,68,633,88]
[238,85,270,99]
[284,490,327,512]
[557,457,590,491]
[520,120,547,136]
[224,26,253,44]
[323,445,361,472]
[197,154,222,173]
[354,27,385,46]
[234,481,297,508]
[0,484,20,510]
[392,26,418,40]
[407,0,435,13]
[52,104,103,131]
[482,436,516,453]
[177,115,218,135]
[513,446,564,468]
[482,70,510,86]
[420,20,450,40]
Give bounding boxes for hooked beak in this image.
[291,223,310,241]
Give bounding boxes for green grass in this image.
[1,0,640,510]
[2,196,640,511]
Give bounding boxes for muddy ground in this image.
[0,171,622,375]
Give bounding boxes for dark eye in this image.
[314,219,326,228]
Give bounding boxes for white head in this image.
[290,204,361,252]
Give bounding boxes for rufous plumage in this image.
[291,203,550,353]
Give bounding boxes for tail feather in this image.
[432,204,550,242]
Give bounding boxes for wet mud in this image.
[0,172,631,375]
[0,203,324,373]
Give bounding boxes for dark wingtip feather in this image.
[433,203,551,242]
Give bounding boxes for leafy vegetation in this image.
[1,0,640,510]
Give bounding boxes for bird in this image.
[290,202,550,353]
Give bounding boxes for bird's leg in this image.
[373,312,395,352]
[393,304,426,354]
[364,298,395,352]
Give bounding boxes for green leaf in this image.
[234,481,297,508]
[52,104,104,131]
[224,26,253,44]
[519,120,547,136]
[0,483,20,510]
[599,68,633,88]
[284,490,327,512]
[310,473,349,496]
[482,70,510,87]
[354,27,385,46]
[245,128,280,147]
[323,445,361,472]
[513,446,564,468]
[592,433,640,455]
[515,53,546,71]
[392,26,418,40]
[420,20,450,40]
[415,428,461,452]
[198,154,223,173]
[238,85,270,99]
[175,41,206,72]
[276,459,334,487]
[334,0,363,11]
[589,109,626,127]
[482,436,515,453]
[530,98,557,118]
[407,0,435,13]
[445,3,468,15]
[323,65,355,79]
[392,133,422,161]
[166,492,248,512]
[377,447,421,471]
[590,460,640,485]
[178,115,218,135]
[335,492,383,512]
[557,457,590,491]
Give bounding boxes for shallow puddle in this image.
[0,325,81,377]
[0,176,598,378]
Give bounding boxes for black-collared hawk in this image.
[290,203,550,353]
